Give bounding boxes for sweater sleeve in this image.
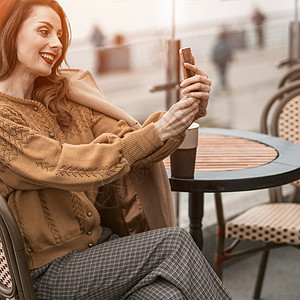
[0,108,162,192]
[136,111,186,165]
[92,110,185,166]
[63,68,185,165]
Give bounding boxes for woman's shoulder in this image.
[0,92,34,136]
[0,91,26,115]
[60,68,97,82]
[60,68,104,95]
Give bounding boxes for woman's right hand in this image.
[154,65,211,142]
[154,97,200,141]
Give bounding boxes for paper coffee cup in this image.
[170,123,199,179]
[178,122,199,149]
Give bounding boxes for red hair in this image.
[0,0,18,29]
[0,0,72,127]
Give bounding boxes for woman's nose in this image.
[49,35,62,50]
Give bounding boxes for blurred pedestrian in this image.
[252,7,266,48]
[91,24,105,73]
[211,29,233,91]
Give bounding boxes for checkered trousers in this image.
[31,227,232,300]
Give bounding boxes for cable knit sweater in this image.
[0,82,184,269]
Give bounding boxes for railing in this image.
[66,18,290,73]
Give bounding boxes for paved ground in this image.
[222,246,300,300]
[93,43,300,300]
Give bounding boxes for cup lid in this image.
[178,122,199,149]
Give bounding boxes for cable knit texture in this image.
[0,86,185,269]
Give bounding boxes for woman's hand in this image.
[154,97,201,141]
[154,65,211,142]
[180,63,211,116]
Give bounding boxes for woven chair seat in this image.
[277,95,300,189]
[0,241,12,289]
[226,203,300,245]
[0,193,35,299]
[0,240,15,300]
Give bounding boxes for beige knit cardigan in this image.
[63,69,182,230]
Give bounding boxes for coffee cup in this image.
[170,122,199,179]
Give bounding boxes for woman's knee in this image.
[157,227,194,249]
[168,227,193,242]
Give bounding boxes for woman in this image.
[0,0,232,299]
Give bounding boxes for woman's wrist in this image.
[154,121,168,142]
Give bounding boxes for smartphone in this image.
[179,47,195,79]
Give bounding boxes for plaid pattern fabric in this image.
[126,277,186,300]
[31,227,232,300]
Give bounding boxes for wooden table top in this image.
[164,134,278,172]
[165,128,300,193]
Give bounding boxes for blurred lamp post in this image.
[149,0,180,110]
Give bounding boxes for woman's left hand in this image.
[180,63,212,117]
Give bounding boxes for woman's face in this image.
[15,5,63,78]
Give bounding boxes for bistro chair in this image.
[260,83,300,202]
[277,63,300,88]
[214,90,300,299]
[0,194,36,300]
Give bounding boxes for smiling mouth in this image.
[40,52,55,65]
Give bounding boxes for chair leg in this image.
[269,186,283,203]
[253,249,270,299]
[214,249,224,280]
[288,186,299,203]
[174,192,180,226]
[214,192,225,280]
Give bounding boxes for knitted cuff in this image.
[122,123,163,165]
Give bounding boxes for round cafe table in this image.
[164,127,300,249]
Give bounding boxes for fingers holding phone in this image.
[154,47,212,142]
[179,47,211,118]
[179,47,211,91]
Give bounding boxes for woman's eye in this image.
[40,29,49,36]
